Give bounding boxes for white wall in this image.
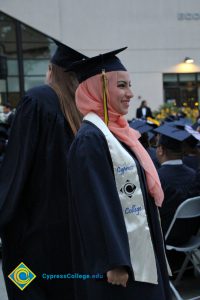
[1,0,200,116]
[127,73,163,120]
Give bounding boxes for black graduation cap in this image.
[147,131,155,142]
[129,119,153,134]
[154,124,191,151]
[67,47,127,83]
[51,40,88,69]
[154,124,191,141]
[164,115,177,122]
[166,119,192,127]
[164,120,200,143]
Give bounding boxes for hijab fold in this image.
[76,72,164,207]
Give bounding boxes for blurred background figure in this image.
[192,112,200,133]
[0,123,8,168]
[3,102,12,120]
[183,135,200,171]
[129,118,160,168]
[155,124,200,273]
[136,100,153,120]
[3,102,15,129]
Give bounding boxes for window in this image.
[0,11,54,107]
[163,73,200,108]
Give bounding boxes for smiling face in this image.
[108,71,134,115]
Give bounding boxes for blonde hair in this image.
[47,63,82,135]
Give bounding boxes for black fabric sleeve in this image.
[68,128,133,275]
[0,97,39,231]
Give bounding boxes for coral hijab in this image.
[76,71,164,207]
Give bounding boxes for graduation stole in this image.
[84,112,158,285]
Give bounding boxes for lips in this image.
[122,100,130,106]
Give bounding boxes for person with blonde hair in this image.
[0,41,87,300]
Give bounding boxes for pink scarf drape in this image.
[76,71,164,207]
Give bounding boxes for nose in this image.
[126,87,134,99]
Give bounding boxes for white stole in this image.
[84,112,158,284]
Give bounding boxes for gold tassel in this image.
[102,69,109,126]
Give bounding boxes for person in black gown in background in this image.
[67,48,171,300]
[183,135,200,171]
[155,124,200,273]
[0,41,87,300]
[136,100,153,119]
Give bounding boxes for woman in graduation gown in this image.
[0,42,87,300]
[67,48,172,299]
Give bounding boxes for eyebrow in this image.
[117,80,128,83]
[117,80,131,85]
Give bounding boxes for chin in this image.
[115,107,129,115]
[121,110,129,115]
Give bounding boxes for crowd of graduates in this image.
[129,111,200,273]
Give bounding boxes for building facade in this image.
[0,11,56,108]
[0,0,200,119]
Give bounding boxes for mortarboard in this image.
[164,115,177,123]
[166,119,192,128]
[129,119,153,134]
[51,40,88,69]
[154,124,191,151]
[67,47,127,125]
[164,121,200,143]
[67,47,127,83]
[148,131,155,142]
[154,124,191,141]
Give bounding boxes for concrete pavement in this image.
[0,260,8,300]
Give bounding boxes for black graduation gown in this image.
[158,164,200,273]
[183,154,199,171]
[147,147,160,169]
[0,85,74,300]
[68,121,171,300]
[158,164,199,243]
[136,107,152,119]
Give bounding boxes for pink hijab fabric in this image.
[76,71,164,207]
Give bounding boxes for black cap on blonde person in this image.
[51,40,88,69]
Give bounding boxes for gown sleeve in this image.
[68,126,133,275]
[0,96,39,232]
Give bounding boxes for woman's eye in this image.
[117,83,125,88]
